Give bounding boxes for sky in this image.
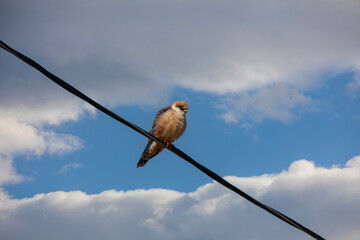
[0,0,360,239]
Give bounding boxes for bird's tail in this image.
[137,150,156,167]
[137,140,155,168]
[137,156,150,168]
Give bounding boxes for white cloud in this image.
[0,3,358,239]
[0,156,24,185]
[58,163,83,174]
[0,114,83,185]
[220,85,316,123]
[1,0,358,128]
[0,83,86,185]
[346,69,360,99]
[0,116,83,157]
[0,0,359,189]
[2,0,360,95]
[0,0,360,131]
[0,156,359,240]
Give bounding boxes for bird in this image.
[137,101,188,168]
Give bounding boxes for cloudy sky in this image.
[1,0,360,239]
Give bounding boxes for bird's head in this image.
[171,101,188,114]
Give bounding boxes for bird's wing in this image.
[142,105,171,156]
[152,106,171,129]
[140,130,154,157]
[137,135,154,167]
[137,106,171,168]
[137,130,164,167]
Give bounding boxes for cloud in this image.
[0,99,84,184]
[0,116,83,157]
[0,156,359,240]
[0,107,83,184]
[0,113,83,185]
[219,85,316,123]
[1,0,358,129]
[2,0,360,95]
[0,0,359,186]
[0,156,24,185]
[0,80,86,185]
[58,163,83,174]
[346,69,360,99]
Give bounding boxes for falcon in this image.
[137,101,188,167]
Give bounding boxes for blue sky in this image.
[1,0,360,239]
[6,72,360,198]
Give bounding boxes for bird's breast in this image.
[154,110,186,142]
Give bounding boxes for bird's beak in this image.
[184,109,187,113]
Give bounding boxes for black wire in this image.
[0,40,325,240]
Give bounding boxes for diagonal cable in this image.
[0,40,325,240]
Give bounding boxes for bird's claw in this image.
[163,140,173,149]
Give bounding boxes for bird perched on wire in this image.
[137,101,188,167]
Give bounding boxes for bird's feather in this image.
[152,106,171,129]
[137,102,187,168]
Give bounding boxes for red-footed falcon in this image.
[137,101,188,167]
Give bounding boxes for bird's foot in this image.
[163,140,174,149]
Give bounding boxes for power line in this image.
[0,40,325,240]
